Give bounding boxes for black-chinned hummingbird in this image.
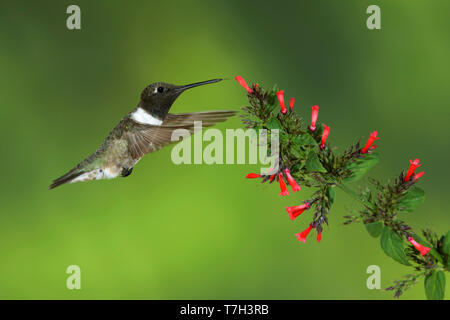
[49,79,235,189]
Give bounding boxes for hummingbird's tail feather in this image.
[49,168,85,189]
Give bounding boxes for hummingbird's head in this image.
[139,79,222,119]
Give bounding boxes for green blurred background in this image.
[0,0,449,299]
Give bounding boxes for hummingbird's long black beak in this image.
[175,79,222,93]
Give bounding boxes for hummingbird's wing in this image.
[124,110,236,160]
[163,110,237,126]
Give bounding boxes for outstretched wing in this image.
[124,110,236,160]
[163,110,237,126]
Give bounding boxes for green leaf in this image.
[397,187,425,212]
[380,227,410,266]
[294,134,317,146]
[443,231,450,269]
[343,153,380,182]
[327,187,335,205]
[443,231,450,256]
[305,151,327,173]
[424,270,446,300]
[365,221,383,238]
[290,145,306,159]
[265,118,282,130]
[411,233,444,265]
[279,132,289,143]
[290,161,305,173]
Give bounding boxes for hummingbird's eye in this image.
[157,86,164,93]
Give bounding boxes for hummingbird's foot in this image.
[121,167,133,177]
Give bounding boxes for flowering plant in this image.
[236,76,449,300]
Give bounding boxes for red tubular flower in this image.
[413,172,425,182]
[269,174,276,182]
[284,169,301,192]
[310,105,319,131]
[235,76,252,93]
[246,173,260,179]
[278,173,289,196]
[408,237,430,257]
[286,203,310,221]
[320,125,330,149]
[276,90,287,114]
[289,97,295,111]
[361,131,380,154]
[404,159,421,181]
[295,224,314,243]
[317,232,322,243]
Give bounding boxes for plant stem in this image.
[336,183,375,210]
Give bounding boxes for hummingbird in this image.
[49,78,235,189]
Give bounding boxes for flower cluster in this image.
[238,76,318,242]
[237,75,381,244]
[236,76,448,300]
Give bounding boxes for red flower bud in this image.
[413,171,425,182]
[295,224,314,243]
[269,174,276,182]
[278,174,289,196]
[408,237,430,257]
[310,105,319,131]
[404,159,421,181]
[235,76,252,93]
[286,203,310,221]
[284,169,301,192]
[289,97,295,111]
[246,173,260,179]
[317,232,322,243]
[361,131,380,154]
[320,125,330,149]
[276,90,287,114]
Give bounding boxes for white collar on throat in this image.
[131,108,163,125]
